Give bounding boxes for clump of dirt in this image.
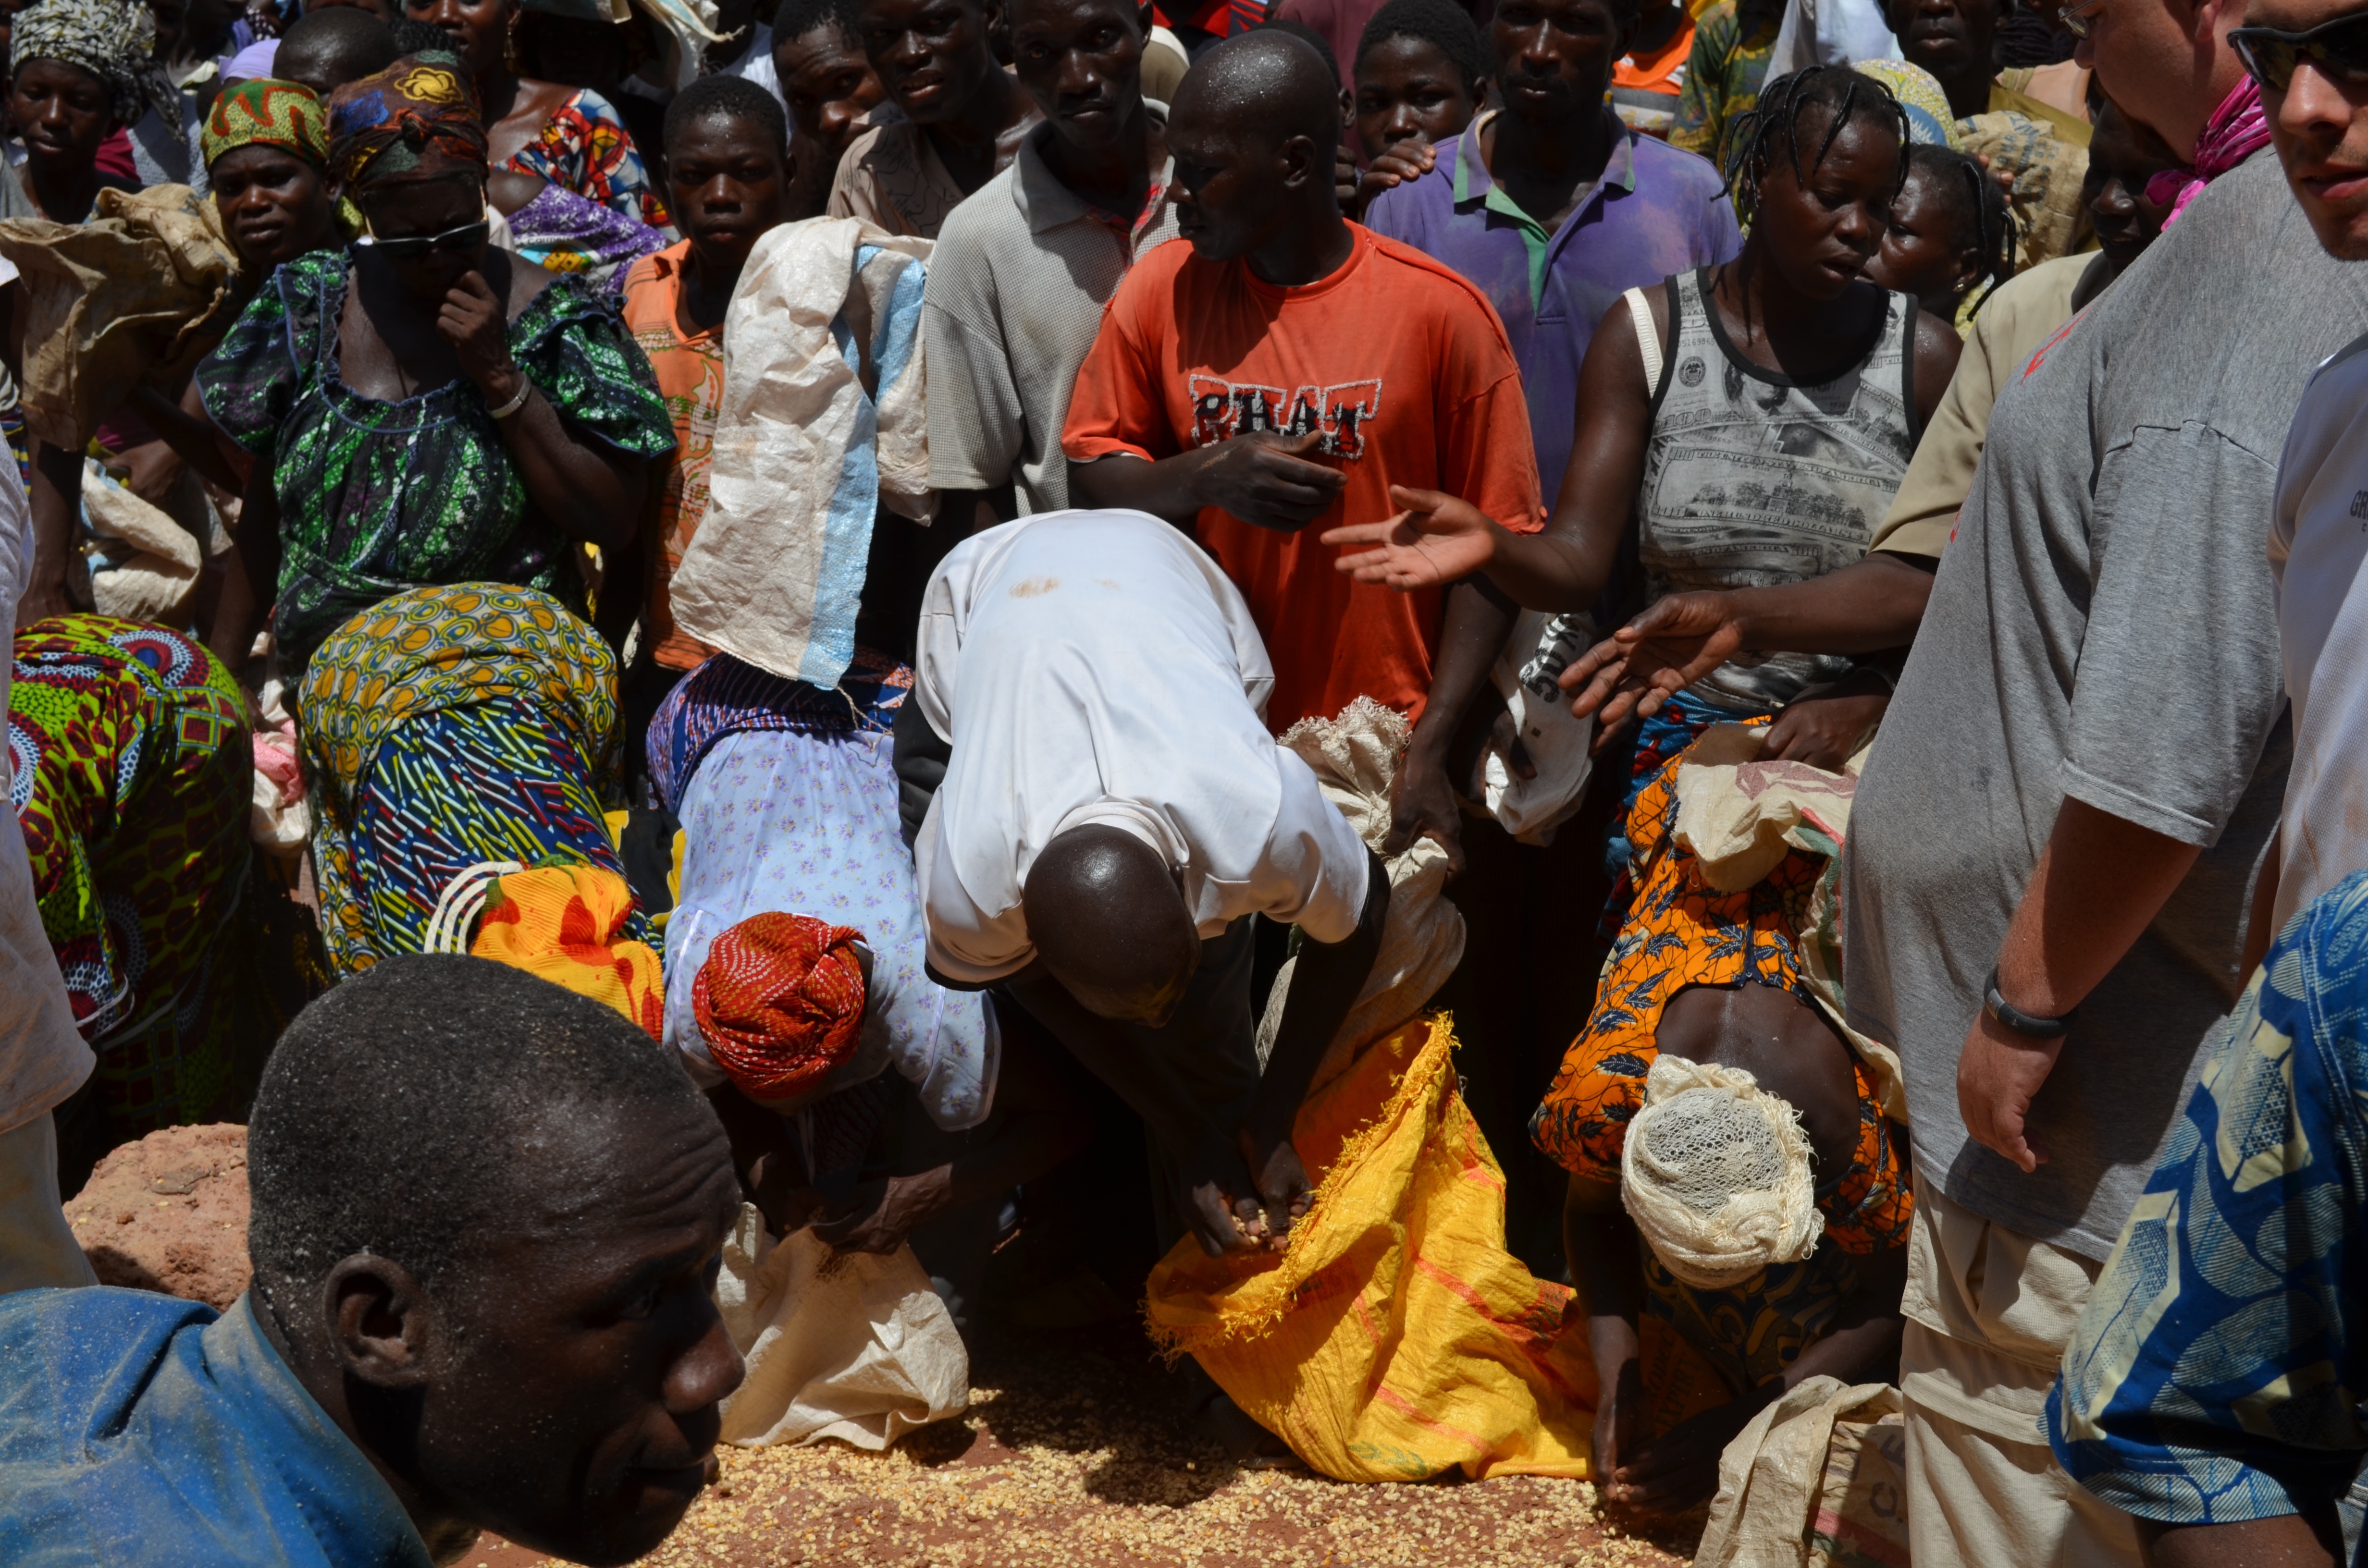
[65,1124,251,1309]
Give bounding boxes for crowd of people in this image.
[0,0,2361,1557]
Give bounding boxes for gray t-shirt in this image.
[922,111,1180,514]
[1842,152,2368,1260]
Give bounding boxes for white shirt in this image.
[913,511,1372,985]
[2269,332,2368,929]
[718,24,787,118]
[0,462,94,1132]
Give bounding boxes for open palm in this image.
[1321,485,1499,591]
[1560,591,1747,733]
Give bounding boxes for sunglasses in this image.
[364,214,491,260]
[2230,14,2368,91]
[2059,0,2105,38]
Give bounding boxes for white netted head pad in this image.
[1621,1054,1824,1289]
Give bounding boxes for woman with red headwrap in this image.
[653,652,1086,1301]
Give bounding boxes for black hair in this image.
[386,15,456,56]
[1905,141,2016,315]
[1723,65,1911,228]
[1352,0,1487,96]
[276,6,399,87]
[1253,17,1341,88]
[664,69,790,152]
[246,955,715,1311]
[1188,27,1344,147]
[773,0,863,48]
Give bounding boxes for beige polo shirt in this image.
[921,110,1181,513]
[827,118,970,239]
[1871,252,2108,561]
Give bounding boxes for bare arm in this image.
[1606,1242,1907,1517]
[1959,797,2206,1172]
[232,449,282,622]
[1911,307,1964,429]
[1392,576,1515,874]
[2141,1515,2343,1568]
[23,440,79,621]
[1239,850,1391,1241]
[1004,961,1264,1257]
[1322,299,1656,611]
[125,381,245,495]
[1559,552,1937,734]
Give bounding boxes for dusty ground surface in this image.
[65,1123,251,1309]
[474,1320,1702,1568]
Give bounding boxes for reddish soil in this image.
[64,1123,251,1309]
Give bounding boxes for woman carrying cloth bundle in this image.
[195,55,673,674]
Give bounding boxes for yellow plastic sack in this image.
[1145,1014,1598,1482]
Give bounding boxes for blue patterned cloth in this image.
[2047,868,2368,1523]
[0,1288,432,1566]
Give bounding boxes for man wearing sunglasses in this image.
[2043,7,2368,1567]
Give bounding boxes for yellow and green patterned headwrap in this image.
[201,77,331,172]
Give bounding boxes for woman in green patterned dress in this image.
[195,54,674,674]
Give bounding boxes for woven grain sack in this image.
[1146,1014,1598,1482]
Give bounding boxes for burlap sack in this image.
[713,1203,969,1449]
[0,185,238,451]
[1697,1376,1910,1568]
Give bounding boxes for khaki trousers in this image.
[1899,1186,2143,1568]
[0,1110,93,1294]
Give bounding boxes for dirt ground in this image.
[475,1319,1702,1568]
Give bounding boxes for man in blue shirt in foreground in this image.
[0,955,746,1567]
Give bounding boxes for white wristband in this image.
[487,377,533,420]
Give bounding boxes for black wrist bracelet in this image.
[1984,967,2077,1039]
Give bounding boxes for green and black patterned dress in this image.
[195,248,676,672]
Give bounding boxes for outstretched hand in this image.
[1322,484,1500,592]
[1559,590,1748,744]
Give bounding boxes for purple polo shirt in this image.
[1365,112,1741,499]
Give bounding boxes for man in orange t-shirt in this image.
[1063,28,1543,866]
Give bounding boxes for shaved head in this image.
[1023,825,1201,1024]
[1173,28,1342,153]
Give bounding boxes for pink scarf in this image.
[2145,76,2271,229]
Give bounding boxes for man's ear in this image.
[1277,129,1321,188]
[323,1253,440,1391]
[1138,0,1155,36]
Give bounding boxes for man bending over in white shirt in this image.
[903,508,1389,1257]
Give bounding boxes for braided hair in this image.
[1908,142,2017,316]
[1722,65,1912,230]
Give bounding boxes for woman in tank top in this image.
[1326,66,1961,795]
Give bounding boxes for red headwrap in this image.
[693,913,867,1102]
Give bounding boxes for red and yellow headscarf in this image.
[201,77,329,171]
[693,913,868,1103]
[469,863,665,1041]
